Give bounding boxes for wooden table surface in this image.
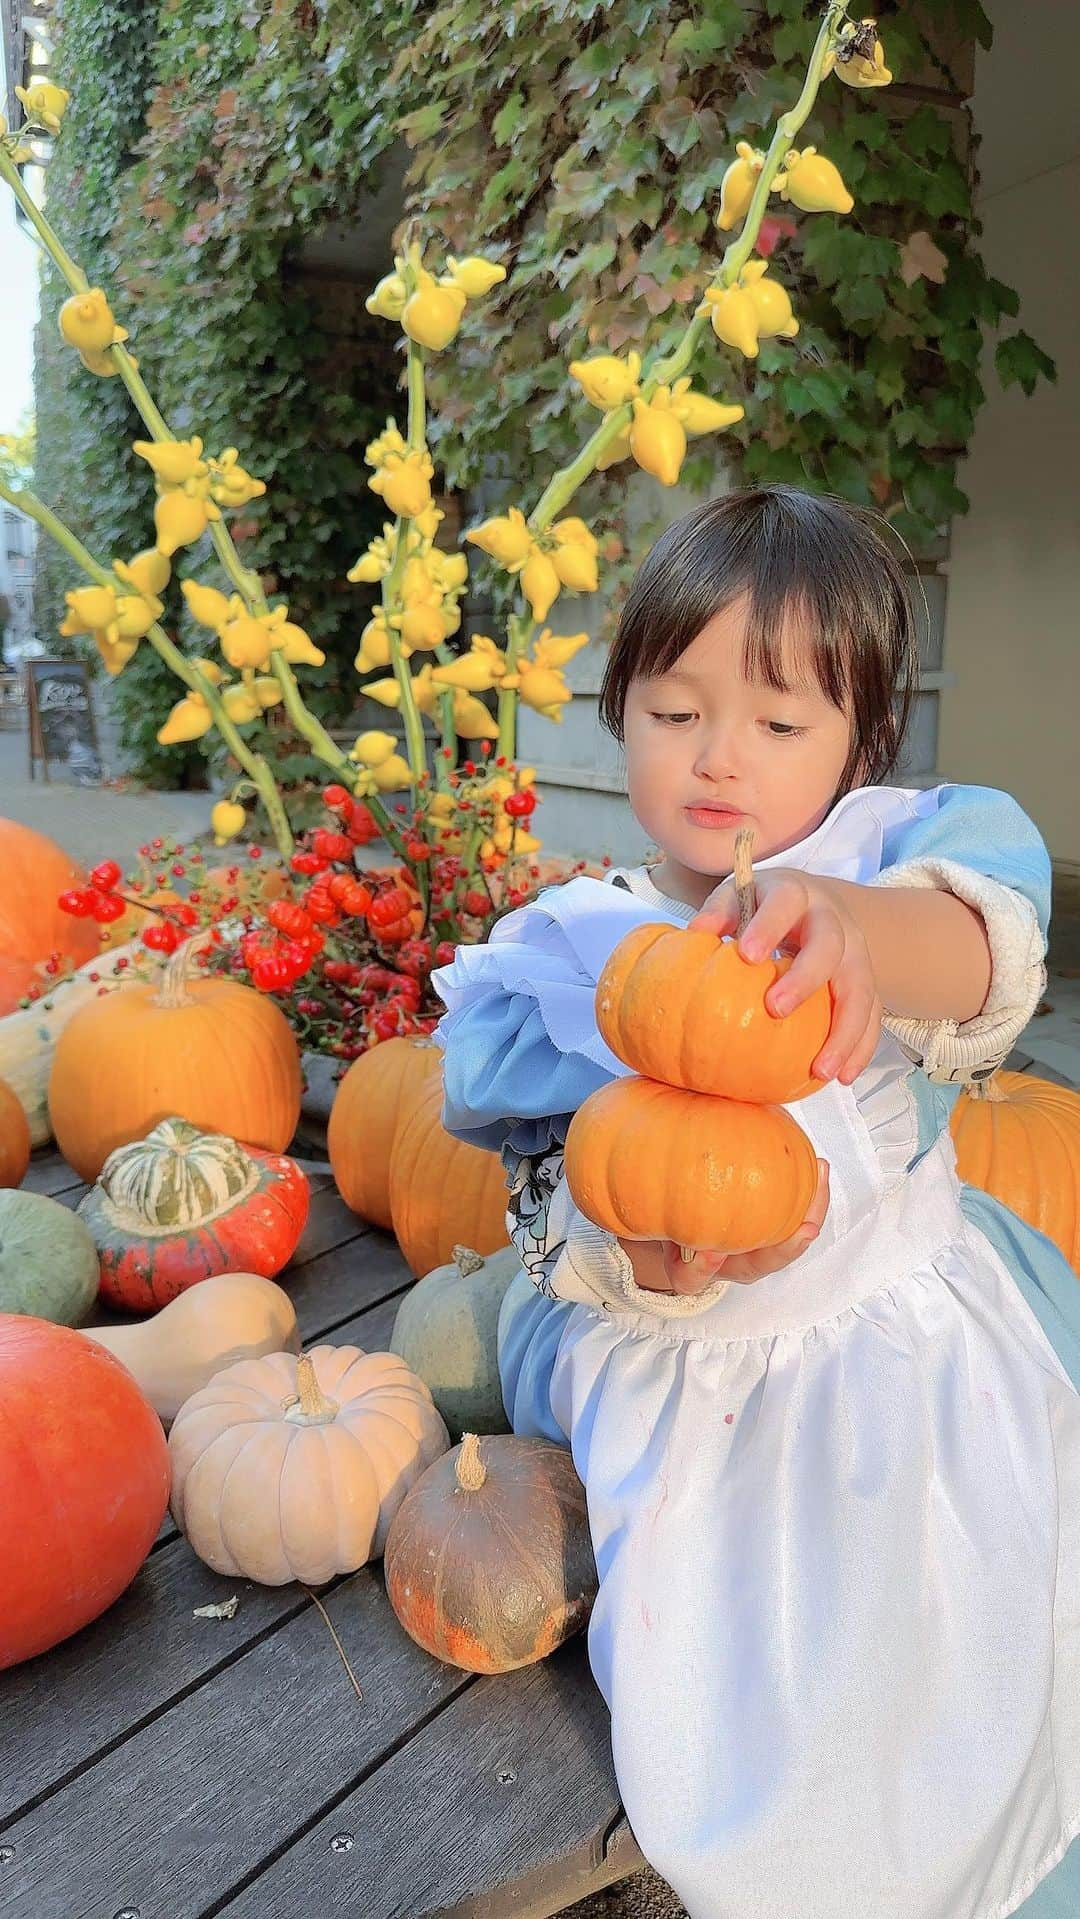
[0,1151,641,1919]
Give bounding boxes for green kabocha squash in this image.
[0,1188,100,1324]
[390,1243,521,1441]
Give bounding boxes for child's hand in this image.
[618,1158,830,1295]
[690,868,882,1085]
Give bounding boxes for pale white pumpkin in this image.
[168,1344,449,1584]
[81,1271,301,1423]
[0,943,141,1146]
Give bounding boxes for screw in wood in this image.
[330,1833,354,1853]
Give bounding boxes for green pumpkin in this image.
[390,1243,521,1441]
[0,1188,100,1325]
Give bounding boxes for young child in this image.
[432,487,1080,1919]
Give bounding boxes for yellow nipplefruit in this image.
[157,693,213,745]
[401,272,467,351]
[365,272,408,321]
[445,255,507,298]
[779,147,854,216]
[78,347,122,378]
[93,632,140,677]
[629,395,687,488]
[369,753,413,792]
[155,491,215,556]
[373,456,433,521]
[740,260,799,340]
[59,289,122,354]
[702,284,760,359]
[15,80,70,134]
[669,383,745,436]
[219,614,275,671]
[716,142,765,232]
[398,603,447,652]
[452,693,500,740]
[133,437,207,487]
[112,593,161,640]
[431,652,501,694]
[465,508,533,568]
[60,585,118,635]
[222,685,263,725]
[211,800,247,845]
[521,549,562,623]
[182,580,233,631]
[550,543,598,593]
[568,352,642,411]
[829,22,892,88]
[351,729,398,768]
[275,621,325,667]
[118,549,172,598]
[596,428,632,471]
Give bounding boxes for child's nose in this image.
[692,725,741,782]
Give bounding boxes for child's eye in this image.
[650,711,695,726]
[766,721,805,738]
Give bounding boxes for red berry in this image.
[115,957,129,971]
[371,1010,400,1041]
[90,859,122,891]
[480,742,491,757]
[171,863,186,878]
[323,784,351,812]
[248,845,263,860]
[462,889,490,916]
[434,941,457,967]
[58,887,94,917]
[143,922,181,954]
[312,829,354,864]
[290,851,327,875]
[504,788,537,818]
[268,900,315,940]
[90,891,126,924]
[405,838,431,861]
[151,837,164,850]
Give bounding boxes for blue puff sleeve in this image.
[431,876,678,1155]
[879,783,1051,940]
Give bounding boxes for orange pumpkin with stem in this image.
[596,832,831,1102]
[0,820,99,1013]
[0,1078,31,1188]
[47,934,302,1181]
[950,1070,1080,1274]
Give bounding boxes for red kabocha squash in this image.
[384,1432,598,1673]
[0,1315,170,1668]
[77,1116,310,1312]
[0,819,100,1014]
[47,934,302,1181]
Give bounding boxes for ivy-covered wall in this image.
[33,0,1052,785]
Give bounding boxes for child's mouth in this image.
[684,804,747,829]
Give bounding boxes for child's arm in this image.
[692,784,1048,1087]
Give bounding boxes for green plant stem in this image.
[497,611,536,759]
[528,0,847,535]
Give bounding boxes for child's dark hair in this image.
[598,485,920,797]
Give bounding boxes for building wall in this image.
[0,504,36,664]
[940,2,1079,870]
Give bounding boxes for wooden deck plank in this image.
[0,1574,472,1919]
[0,1293,411,1830]
[287,1227,413,1342]
[291,1185,373,1266]
[21,1153,86,1199]
[216,1637,636,1919]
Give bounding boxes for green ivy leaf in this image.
[995,332,1057,396]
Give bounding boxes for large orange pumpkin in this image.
[0,1078,31,1188]
[0,1315,170,1668]
[565,1075,818,1252]
[388,1075,510,1277]
[47,939,302,1181]
[328,1034,442,1230]
[0,820,99,1013]
[597,921,830,1104]
[950,1070,1080,1274]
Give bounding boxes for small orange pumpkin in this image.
[597,923,830,1103]
[950,1071,1080,1274]
[0,820,100,1013]
[388,1075,510,1277]
[48,938,302,1181]
[328,1034,442,1230]
[564,1075,818,1252]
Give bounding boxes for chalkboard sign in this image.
[26,658,102,785]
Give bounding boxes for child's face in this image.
[622,595,854,888]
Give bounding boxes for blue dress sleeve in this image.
[431,875,676,1155]
[880,783,1051,940]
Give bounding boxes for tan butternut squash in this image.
[80,1270,301,1423]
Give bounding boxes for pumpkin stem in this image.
[283,1353,339,1426]
[455,1432,487,1492]
[152,930,214,1010]
[452,1244,485,1277]
[733,828,756,938]
[967,1073,1006,1103]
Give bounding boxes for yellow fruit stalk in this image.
[716,143,765,232]
[629,393,687,488]
[778,148,854,215]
